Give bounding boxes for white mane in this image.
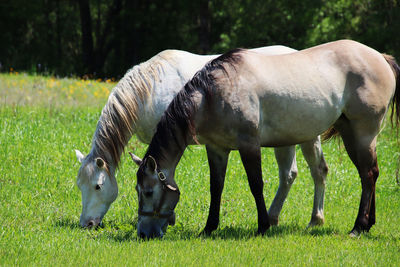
[91,54,170,166]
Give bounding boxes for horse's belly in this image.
[258,97,342,146]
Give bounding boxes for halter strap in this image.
[138,170,180,218]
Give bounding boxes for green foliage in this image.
[1,73,400,265]
[1,0,399,78]
[307,0,400,55]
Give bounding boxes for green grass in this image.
[1,73,400,266]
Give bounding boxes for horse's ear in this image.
[75,149,85,163]
[95,157,105,169]
[145,155,157,173]
[129,152,142,166]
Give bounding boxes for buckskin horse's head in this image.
[130,152,180,239]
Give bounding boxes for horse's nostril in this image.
[87,220,95,227]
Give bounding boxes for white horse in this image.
[75,46,328,229]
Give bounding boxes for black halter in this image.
[138,171,180,219]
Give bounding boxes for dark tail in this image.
[382,54,400,126]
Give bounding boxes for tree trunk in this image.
[77,0,122,77]
[198,0,210,53]
[77,0,94,75]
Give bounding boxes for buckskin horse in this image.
[75,46,329,228]
[130,40,400,238]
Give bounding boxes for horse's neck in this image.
[134,69,181,143]
[148,93,205,175]
[90,71,153,167]
[147,123,190,175]
[89,50,212,166]
[88,53,185,165]
[153,143,186,176]
[89,115,134,168]
[133,53,216,143]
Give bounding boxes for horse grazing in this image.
[131,40,400,238]
[75,45,329,229]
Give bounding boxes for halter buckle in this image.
[158,171,166,181]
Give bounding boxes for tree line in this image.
[1,0,399,78]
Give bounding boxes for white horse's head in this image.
[75,149,118,228]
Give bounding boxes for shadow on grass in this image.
[305,226,340,236]
[54,217,140,242]
[54,217,81,229]
[54,217,343,242]
[210,224,339,239]
[166,223,341,241]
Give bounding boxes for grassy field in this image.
[1,73,400,266]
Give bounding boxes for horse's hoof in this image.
[308,215,324,228]
[349,222,371,237]
[257,229,266,236]
[349,229,361,238]
[198,228,214,237]
[257,225,270,236]
[349,225,369,238]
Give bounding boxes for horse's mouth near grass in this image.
[86,222,104,230]
[80,217,104,229]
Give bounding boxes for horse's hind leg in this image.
[200,145,230,236]
[300,137,328,227]
[268,146,298,225]
[239,144,270,234]
[352,144,379,236]
[334,117,379,236]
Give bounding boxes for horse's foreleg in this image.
[239,145,270,235]
[200,145,230,236]
[268,146,298,225]
[300,137,328,227]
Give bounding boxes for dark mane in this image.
[145,48,244,159]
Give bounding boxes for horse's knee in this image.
[362,160,379,186]
[319,160,329,179]
[280,168,297,186]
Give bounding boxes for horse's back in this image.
[242,40,395,118]
[250,45,297,55]
[200,40,396,147]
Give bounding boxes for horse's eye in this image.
[95,184,101,190]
